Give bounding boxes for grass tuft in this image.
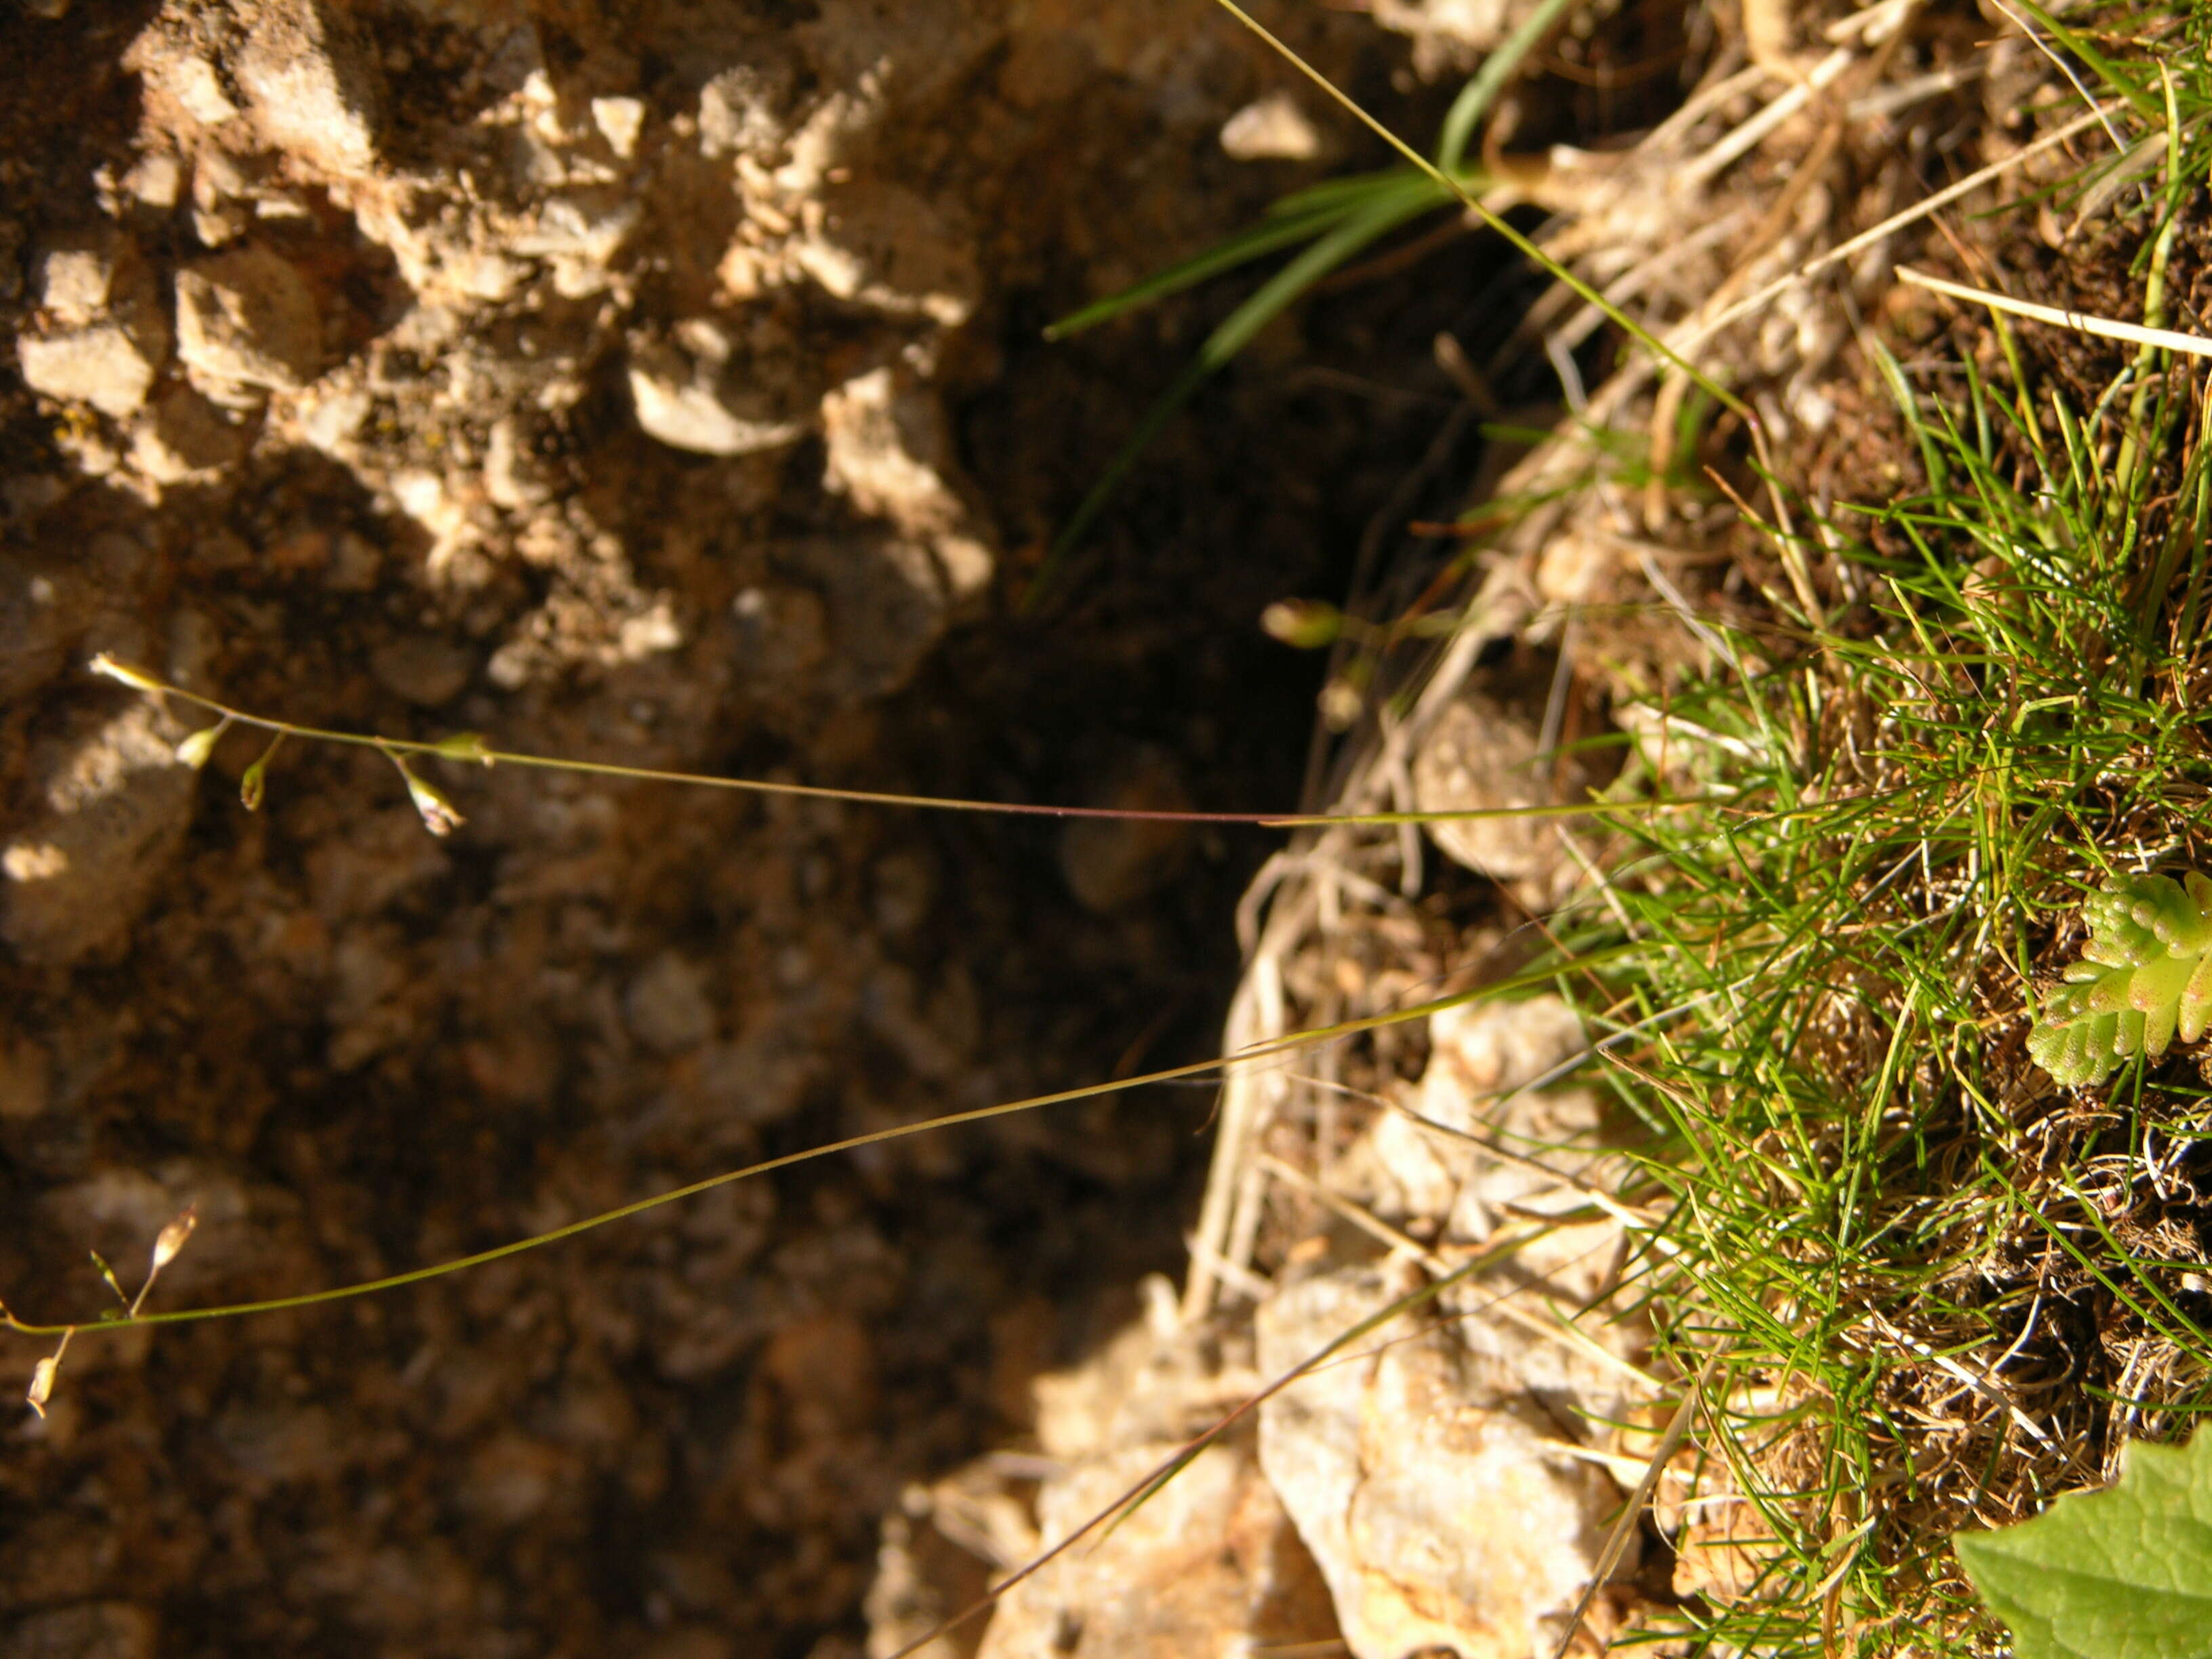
[1576,258,2212,1650]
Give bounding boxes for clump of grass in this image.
[1578,268,2212,1649]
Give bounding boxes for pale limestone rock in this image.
[384,468,480,578]
[17,325,163,419]
[772,89,880,197]
[627,326,806,457]
[483,417,550,510]
[189,148,255,249]
[698,64,796,157]
[230,0,381,176]
[1338,994,1650,1429]
[965,1295,1340,1659]
[1031,1282,1202,1458]
[1368,0,1528,75]
[628,362,756,445]
[973,1440,1338,1659]
[122,152,184,211]
[1425,997,1618,1252]
[1411,688,1584,905]
[821,367,995,600]
[175,247,323,391]
[1425,994,1589,1120]
[793,180,981,327]
[125,18,241,129]
[293,380,371,457]
[37,247,116,323]
[590,96,645,160]
[509,193,641,297]
[821,368,953,529]
[864,1494,996,1659]
[1,701,196,965]
[1349,994,1593,1227]
[348,181,527,308]
[619,605,680,660]
[1256,1265,1631,1659]
[1221,91,1324,161]
[19,237,169,418]
[129,385,251,482]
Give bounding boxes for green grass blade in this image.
[2005,0,2160,121]
[1197,180,1445,361]
[1044,199,1360,340]
[1028,178,1448,605]
[1437,0,1580,173]
[1208,0,1748,422]
[1268,162,1444,217]
[1,949,1612,1339]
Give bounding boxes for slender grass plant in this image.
[1578,281,2212,1650]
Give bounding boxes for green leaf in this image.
[2028,871,2212,1087]
[1954,1431,2212,1659]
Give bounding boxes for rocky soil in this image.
[0,2,1508,1655]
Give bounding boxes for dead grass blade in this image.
[1897,264,2212,359]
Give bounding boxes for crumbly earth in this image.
[0,3,1503,1656]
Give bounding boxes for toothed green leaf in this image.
[2028,872,2212,1087]
[1953,1430,2212,1659]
